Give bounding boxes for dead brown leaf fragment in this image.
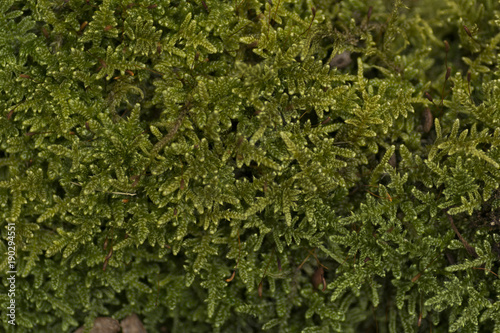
[312,266,325,290]
[121,313,146,333]
[329,51,352,69]
[423,108,433,133]
[73,317,120,333]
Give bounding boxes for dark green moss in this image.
[1,0,499,332]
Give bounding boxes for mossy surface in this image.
[1,0,499,332]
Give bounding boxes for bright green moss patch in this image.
[1,0,500,332]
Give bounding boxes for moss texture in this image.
[1,0,500,332]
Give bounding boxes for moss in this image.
[1,0,499,332]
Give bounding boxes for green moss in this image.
[1,0,499,332]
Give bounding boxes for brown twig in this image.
[226,230,241,282]
[150,102,191,157]
[447,214,478,258]
[472,267,499,279]
[411,252,441,283]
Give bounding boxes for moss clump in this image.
[1,0,499,332]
